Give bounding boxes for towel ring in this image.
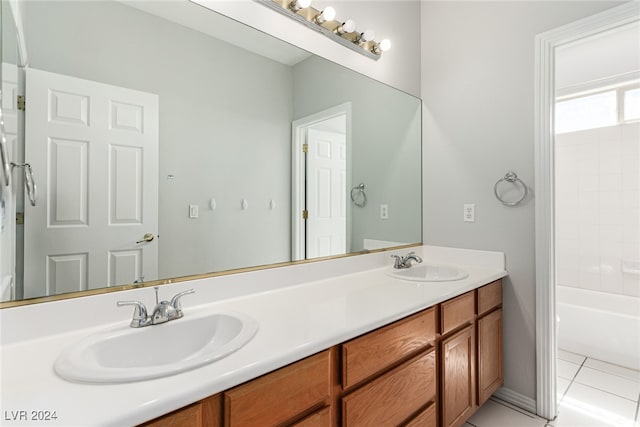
[494,171,527,207]
[11,162,37,207]
[350,183,367,207]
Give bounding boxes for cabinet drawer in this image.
[342,349,436,426]
[441,291,475,335]
[291,407,331,427]
[224,350,333,427]
[478,280,502,316]
[342,307,435,390]
[140,394,222,427]
[140,403,201,427]
[404,403,436,427]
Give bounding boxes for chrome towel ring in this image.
[350,183,367,207]
[494,171,527,207]
[11,162,37,207]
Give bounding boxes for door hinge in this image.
[16,212,24,225]
[17,95,25,111]
[302,143,308,153]
[302,210,308,220]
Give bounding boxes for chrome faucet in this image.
[391,251,423,269]
[117,287,195,328]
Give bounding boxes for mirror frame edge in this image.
[0,242,422,309]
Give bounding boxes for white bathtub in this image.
[557,285,640,370]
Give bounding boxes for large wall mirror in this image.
[0,0,422,305]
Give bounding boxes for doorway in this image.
[534,2,639,421]
[291,103,351,261]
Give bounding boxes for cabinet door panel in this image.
[404,403,436,427]
[441,292,475,335]
[291,406,331,427]
[477,280,502,316]
[441,325,476,427]
[342,307,436,390]
[342,349,436,426]
[478,309,503,405]
[225,350,332,427]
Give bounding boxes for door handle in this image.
[136,233,155,244]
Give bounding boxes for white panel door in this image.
[23,68,159,298]
[306,129,346,258]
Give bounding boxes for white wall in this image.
[556,20,640,90]
[420,0,624,404]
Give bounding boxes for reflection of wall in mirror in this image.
[22,0,292,281]
[293,56,422,251]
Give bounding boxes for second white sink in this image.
[54,310,258,383]
[387,264,468,282]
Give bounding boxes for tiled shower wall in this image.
[555,122,640,296]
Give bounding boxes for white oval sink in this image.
[54,311,258,383]
[387,264,468,282]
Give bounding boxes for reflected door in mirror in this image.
[306,126,346,258]
[23,69,159,298]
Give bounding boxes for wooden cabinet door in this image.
[478,309,503,405]
[441,325,476,427]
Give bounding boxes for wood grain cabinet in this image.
[477,280,504,406]
[439,280,504,427]
[341,307,437,427]
[139,281,504,427]
[140,394,222,427]
[224,349,336,427]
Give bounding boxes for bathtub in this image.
[557,285,640,370]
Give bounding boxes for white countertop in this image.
[0,246,507,427]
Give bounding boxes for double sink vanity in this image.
[0,246,507,426]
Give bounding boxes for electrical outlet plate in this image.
[464,204,475,222]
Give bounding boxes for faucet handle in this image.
[170,289,195,316]
[390,254,403,269]
[116,300,149,328]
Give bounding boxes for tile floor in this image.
[464,350,640,427]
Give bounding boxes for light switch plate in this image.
[380,204,389,220]
[189,204,199,219]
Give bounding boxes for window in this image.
[624,87,640,121]
[555,91,617,134]
[555,83,640,134]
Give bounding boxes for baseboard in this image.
[492,387,537,415]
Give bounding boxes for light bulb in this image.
[291,0,311,11]
[336,19,356,35]
[323,6,336,21]
[361,29,375,42]
[379,39,391,52]
[315,6,336,24]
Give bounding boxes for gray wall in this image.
[420,0,625,403]
[293,55,422,251]
[23,1,292,278]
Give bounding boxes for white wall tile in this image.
[556,121,639,297]
[598,126,623,143]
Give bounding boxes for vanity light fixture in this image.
[314,6,335,24]
[257,0,390,60]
